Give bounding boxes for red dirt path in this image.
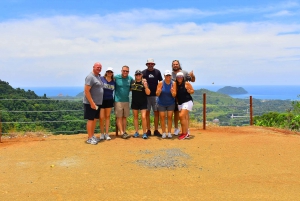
[1,126,300,201]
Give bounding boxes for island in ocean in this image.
[217,86,248,95]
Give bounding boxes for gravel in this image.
[135,148,191,169]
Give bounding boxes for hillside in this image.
[0,79,295,134]
[217,86,248,95]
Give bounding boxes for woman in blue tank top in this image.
[156,70,177,139]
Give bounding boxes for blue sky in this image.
[1,0,300,87]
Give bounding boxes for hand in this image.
[143,80,148,88]
[156,82,163,94]
[189,70,194,77]
[170,83,175,94]
[91,102,97,110]
[185,83,193,93]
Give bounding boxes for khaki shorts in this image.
[114,102,130,117]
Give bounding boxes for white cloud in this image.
[0,8,300,87]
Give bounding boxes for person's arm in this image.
[156,81,163,96]
[189,70,196,82]
[84,84,97,109]
[143,80,151,95]
[185,82,194,94]
[171,82,177,97]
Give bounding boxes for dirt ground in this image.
[1,126,300,201]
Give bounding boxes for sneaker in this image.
[92,135,101,142]
[105,134,111,140]
[100,134,105,140]
[133,132,139,138]
[146,130,151,136]
[154,130,162,137]
[86,138,98,145]
[162,133,166,139]
[185,133,190,139]
[142,133,148,139]
[167,133,172,138]
[178,133,188,140]
[122,132,130,139]
[174,128,180,136]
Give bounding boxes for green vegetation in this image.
[254,98,300,131]
[0,79,298,134]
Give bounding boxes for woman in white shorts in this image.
[175,72,194,140]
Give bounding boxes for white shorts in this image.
[178,100,193,111]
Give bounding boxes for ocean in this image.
[23,85,300,100]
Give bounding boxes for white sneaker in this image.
[92,135,101,142]
[162,133,166,139]
[100,134,105,140]
[86,138,98,145]
[105,134,111,140]
[174,128,180,136]
[167,133,172,138]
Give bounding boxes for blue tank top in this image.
[157,80,175,106]
[100,76,115,100]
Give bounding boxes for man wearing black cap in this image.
[142,58,163,136]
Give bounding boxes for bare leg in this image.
[167,111,174,133]
[174,110,179,129]
[141,110,147,133]
[146,110,151,131]
[100,109,105,134]
[117,117,124,134]
[122,117,127,132]
[105,108,112,134]
[159,111,166,133]
[133,110,139,132]
[86,120,94,139]
[179,109,189,134]
[154,111,160,130]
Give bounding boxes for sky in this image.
[0,0,300,87]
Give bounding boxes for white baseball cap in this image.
[176,72,184,77]
[106,67,113,72]
[164,70,172,75]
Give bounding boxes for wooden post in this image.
[250,96,253,125]
[203,93,206,130]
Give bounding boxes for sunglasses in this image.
[122,70,129,73]
[176,76,184,78]
[165,75,171,76]
[147,63,155,66]
[106,71,113,73]
[135,74,142,76]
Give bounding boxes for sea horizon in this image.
[22,85,300,100]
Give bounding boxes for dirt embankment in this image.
[1,126,300,201]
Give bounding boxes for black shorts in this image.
[131,102,148,110]
[100,99,114,108]
[84,104,101,120]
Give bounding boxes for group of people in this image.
[83,59,196,145]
